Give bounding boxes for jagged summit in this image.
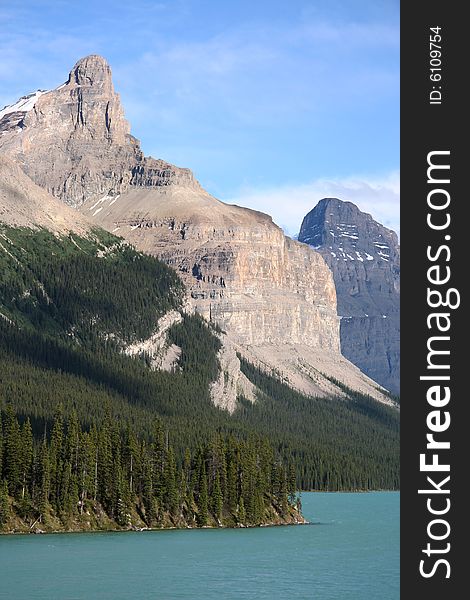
[299,197,400,394]
[68,54,114,88]
[0,54,198,208]
[300,197,399,256]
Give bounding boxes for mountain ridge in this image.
[0,54,393,405]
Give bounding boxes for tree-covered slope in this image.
[0,225,184,344]
[236,358,399,491]
[0,225,226,450]
[0,226,399,501]
[0,226,304,530]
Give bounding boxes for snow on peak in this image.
[0,90,47,121]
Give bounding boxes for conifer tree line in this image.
[0,405,298,530]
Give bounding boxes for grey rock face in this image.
[298,198,400,395]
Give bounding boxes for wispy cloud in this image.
[224,171,400,237]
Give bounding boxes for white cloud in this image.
[223,171,400,237]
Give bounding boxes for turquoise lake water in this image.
[0,492,399,599]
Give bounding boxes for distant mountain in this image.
[0,54,391,405]
[299,198,400,395]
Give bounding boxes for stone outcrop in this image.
[299,198,400,394]
[124,310,183,371]
[0,55,394,406]
[210,339,257,413]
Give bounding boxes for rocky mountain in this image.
[0,55,197,209]
[0,54,393,406]
[298,198,400,395]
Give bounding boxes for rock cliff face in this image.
[79,184,390,404]
[298,198,400,394]
[83,186,339,351]
[0,55,393,405]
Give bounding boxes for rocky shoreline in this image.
[1,501,307,536]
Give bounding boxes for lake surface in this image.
[0,492,399,599]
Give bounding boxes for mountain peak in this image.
[68,54,113,89]
[299,197,398,250]
[299,197,400,394]
[317,197,343,206]
[0,55,201,207]
[73,53,110,67]
[307,197,366,218]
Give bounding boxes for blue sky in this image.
[0,0,399,235]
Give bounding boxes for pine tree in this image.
[182,447,192,507]
[238,496,246,525]
[151,419,166,507]
[90,425,99,502]
[240,442,256,523]
[226,445,239,514]
[114,463,131,527]
[0,479,9,527]
[211,471,223,523]
[35,437,50,521]
[65,410,80,474]
[287,463,297,505]
[252,480,265,525]
[279,466,288,516]
[197,460,208,526]
[49,407,64,510]
[123,427,138,496]
[3,406,21,497]
[163,446,179,518]
[20,419,33,501]
[97,412,114,512]
[59,460,78,519]
[141,444,157,525]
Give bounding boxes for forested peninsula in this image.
[0,406,305,534]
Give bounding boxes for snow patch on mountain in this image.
[0,91,47,121]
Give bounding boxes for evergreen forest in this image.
[0,226,399,530]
